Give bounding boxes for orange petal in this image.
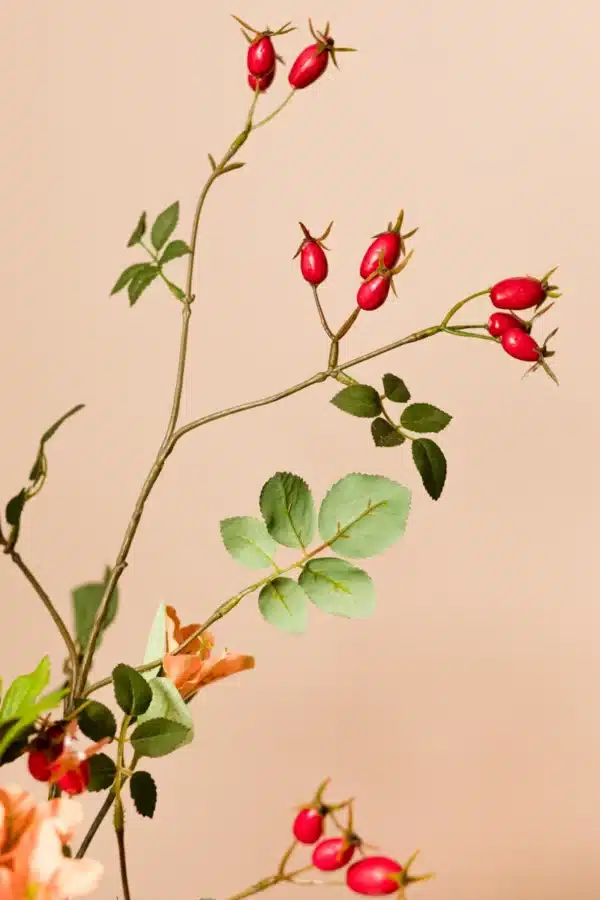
[163,653,207,699]
[196,652,255,688]
[165,606,214,657]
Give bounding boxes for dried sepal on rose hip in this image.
[346,850,434,896]
[293,221,333,286]
[357,249,415,311]
[501,326,559,384]
[359,210,418,280]
[490,267,561,311]
[288,20,356,90]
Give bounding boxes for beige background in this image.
[1,1,599,898]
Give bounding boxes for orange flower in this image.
[0,784,102,898]
[162,605,255,701]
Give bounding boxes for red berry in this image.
[248,67,275,93]
[27,749,52,782]
[501,328,541,362]
[487,312,526,338]
[58,760,90,796]
[490,277,546,311]
[312,837,355,871]
[247,35,276,77]
[293,807,324,844]
[357,275,391,311]
[300,241,328,285]
[346,857,403,896]
[360,233,402,280]
[288,43,329,89]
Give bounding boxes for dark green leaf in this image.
[29,404,85,481]
[130,717,190,758]
[72,569,119,653]
[127,212,147,247]
[382,373,411,403]
[128,267,159,306]
[130,771,157,818]
[318,473,411,559]
[400,403,452,434]
[110,263,152,295]
[159,240,191,265]
[0,656,50,721]
[371,418,405,448]
[412,439,447,500]
[299,558,376,618]
[5,490,26,527]
[135,678,193,747]
[330,385,382,418]
[76,700,117,741]
[220,516,278,569]
[87,753,116,792]
[0,719,35,766]
[165,280,185,300]
[259,472,316,549]
[112,664,152,717]
[151,202,179,252]
[258,577,308,634]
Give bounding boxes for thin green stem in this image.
[440,289,489,327]
[252,89,296,130]
[223,867,312,900]
[443,326,496,342]
[311,285,336,340]
[74,88,294,701]
[0,538,79,700]
[113,716,132,900]
[116,826,131,900]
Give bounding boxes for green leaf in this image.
[87,753,116,792]
[130,717,190,758]
[112,664,152,717]
[76,700,117,741]
[0,719,35,766]
[72,568,119,653]
[110,263,152,295]
[0,656,51,721]
[258,577,308,634]
[5,489,26,528]
[220,516,278,569]
[128,266,159,306]
[382,373,411,403]
[412,439,447,500]
[400,403,452,434]
[136,677,193,749]
[299,558,376,618]
[0,687,67,762]
[159,240,191,265]
[130,771,157,818]
[318,473,411,559]
[151,202,179,252]
[371,418,405,448]
[127,212,147,247]
[259,472,316,549]
[29,404,85,482]
[330,384,382,418]
[142,603,167,681]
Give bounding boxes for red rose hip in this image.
[490,276,546,311]
[247,35,276,76]
[27,749,52,782]
[301,242,328,285]
[487,312,526,338]
[293,807,324,844]
[312,837,356,871]
[288,21,355,90]
[357,275,391,311]
[346,857,403,896]
[501,328,541,362]
[248,68,275,93]
[360,232,402,280]
[58,760,90,796]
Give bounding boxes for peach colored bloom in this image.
[0,784,102,899]
[162,605,255,701]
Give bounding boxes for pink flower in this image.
[162,605,255,701]
[0,784,102,898]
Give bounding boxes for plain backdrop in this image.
[1,2,599,899]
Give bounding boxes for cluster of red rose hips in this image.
[290,780,430,896]
[486,271,560,379]
[296,212,418,312]
[26,718,96,795]
[234,16,355,94]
